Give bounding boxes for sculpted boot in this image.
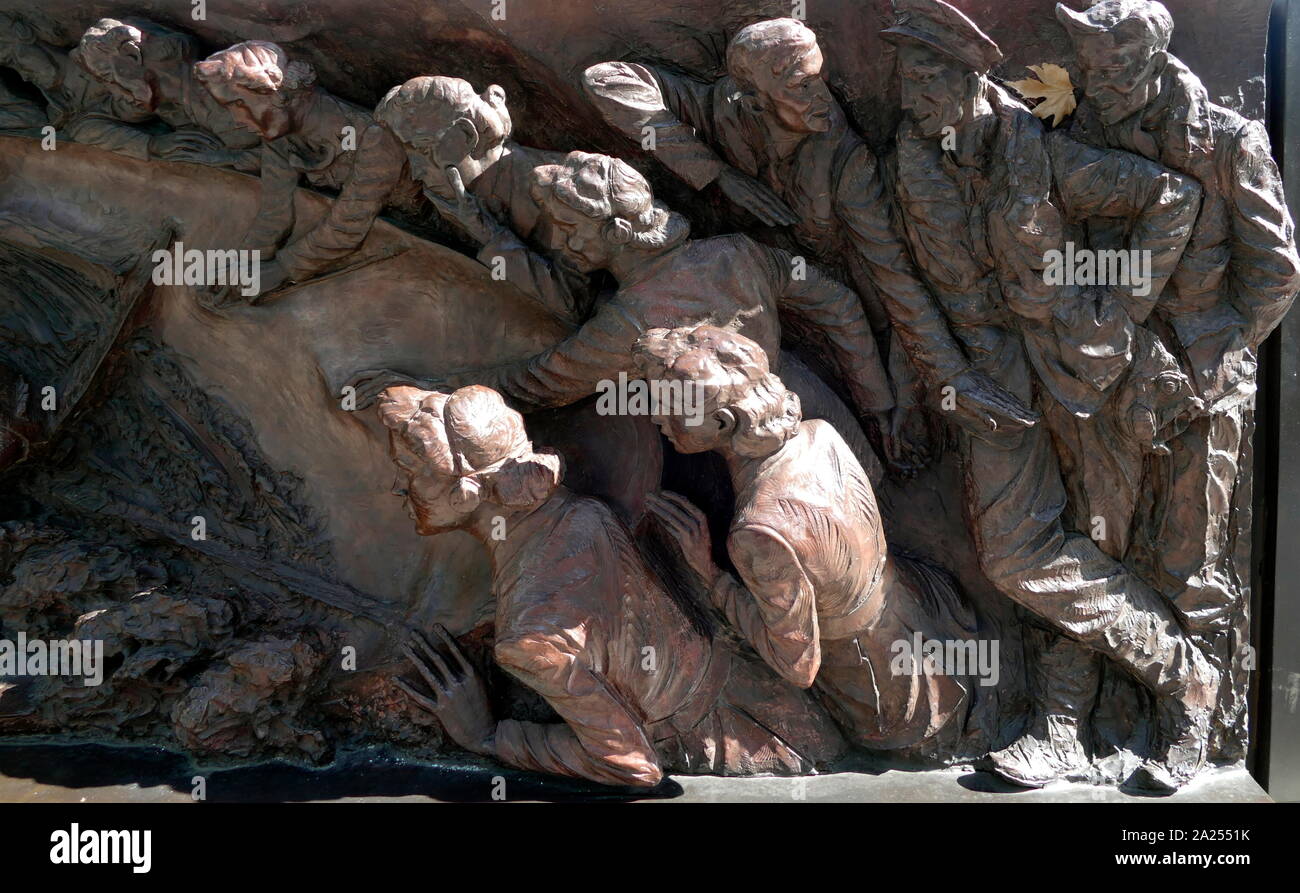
[989,628,1097,787]
[1088,589,1220,792]
[1127,650,1220,793]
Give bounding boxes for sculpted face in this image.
[651,404,730,454]
[1073,33,1164,125]
[398,85,513,194]
[84,49,155,112]
[898,44,970,139]
[205,80,294,140]
[537,196,617,273]
[750,44,833,133]
[388,435,473,536]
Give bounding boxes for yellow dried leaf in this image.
[1006,63,1078,128]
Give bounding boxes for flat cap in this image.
[882,0,1004,74]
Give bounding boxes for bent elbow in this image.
[780,648,821,689]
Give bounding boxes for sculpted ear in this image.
[714,407,738,438]
[604,217,634,246]
[736,88,764,116]
[485,84,507,107]
[1149,50,1169,76]
[449,476,483,512]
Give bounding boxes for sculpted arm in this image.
[1048,130,1202,323]
[243,141,299,255]
[711,525,821,689]
[446,298,641,409]
[767,244,895,415]
[582,61,727,190]
[836,148,970,386]
[1225,121,1300,348]
[494,626,663,787]
[274,123,404,281]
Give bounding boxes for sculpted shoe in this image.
[989,714,1091,787]
[988,631,1098,787]
[1126,650,1220,793]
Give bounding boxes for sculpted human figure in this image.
[70,18,260,170]
[583,17,999,471]
[194,41,421,299]
[0,13,144,138]
[635,325,995,758]
[355,150,896,482]
[1058,0,1300,753]
[373,75,590,323]
[378,383,845,787]
[879,0,1219,790]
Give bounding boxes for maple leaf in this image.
[1006,63,1078,127]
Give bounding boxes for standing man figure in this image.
[1058,0,1300,758]
[880,0,1217,790]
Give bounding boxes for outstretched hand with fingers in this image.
[396,625,496,756]
[646,490,720,588]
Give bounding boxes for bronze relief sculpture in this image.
[0,0,1293,803]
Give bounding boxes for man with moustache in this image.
[1058,0,1300,761]
[879,0,1217,790]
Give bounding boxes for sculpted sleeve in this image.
[243,140,299,256]
[582,61,727,190]
[839,147,969,385]
[1048,129,1202,324]
[494,626,663,787]
[276,123,404,281]
[474,226,584,323]
[451,297,641,409]
[764,242,895,413]
[1225,120,1300,348]
[711,525,821,689]
[63,113,154,160]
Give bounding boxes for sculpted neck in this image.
[607,242,675,284]
[463,487,564,572]
[948,90,996,165]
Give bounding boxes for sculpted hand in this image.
[396,626,496,756]
[944,368,1039,438]
[716,167,799,227]
[882,405,934,477]
[647,491,719,587]
[149,130,224,163]
[425,166,504,246]
[344,368,441,410]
